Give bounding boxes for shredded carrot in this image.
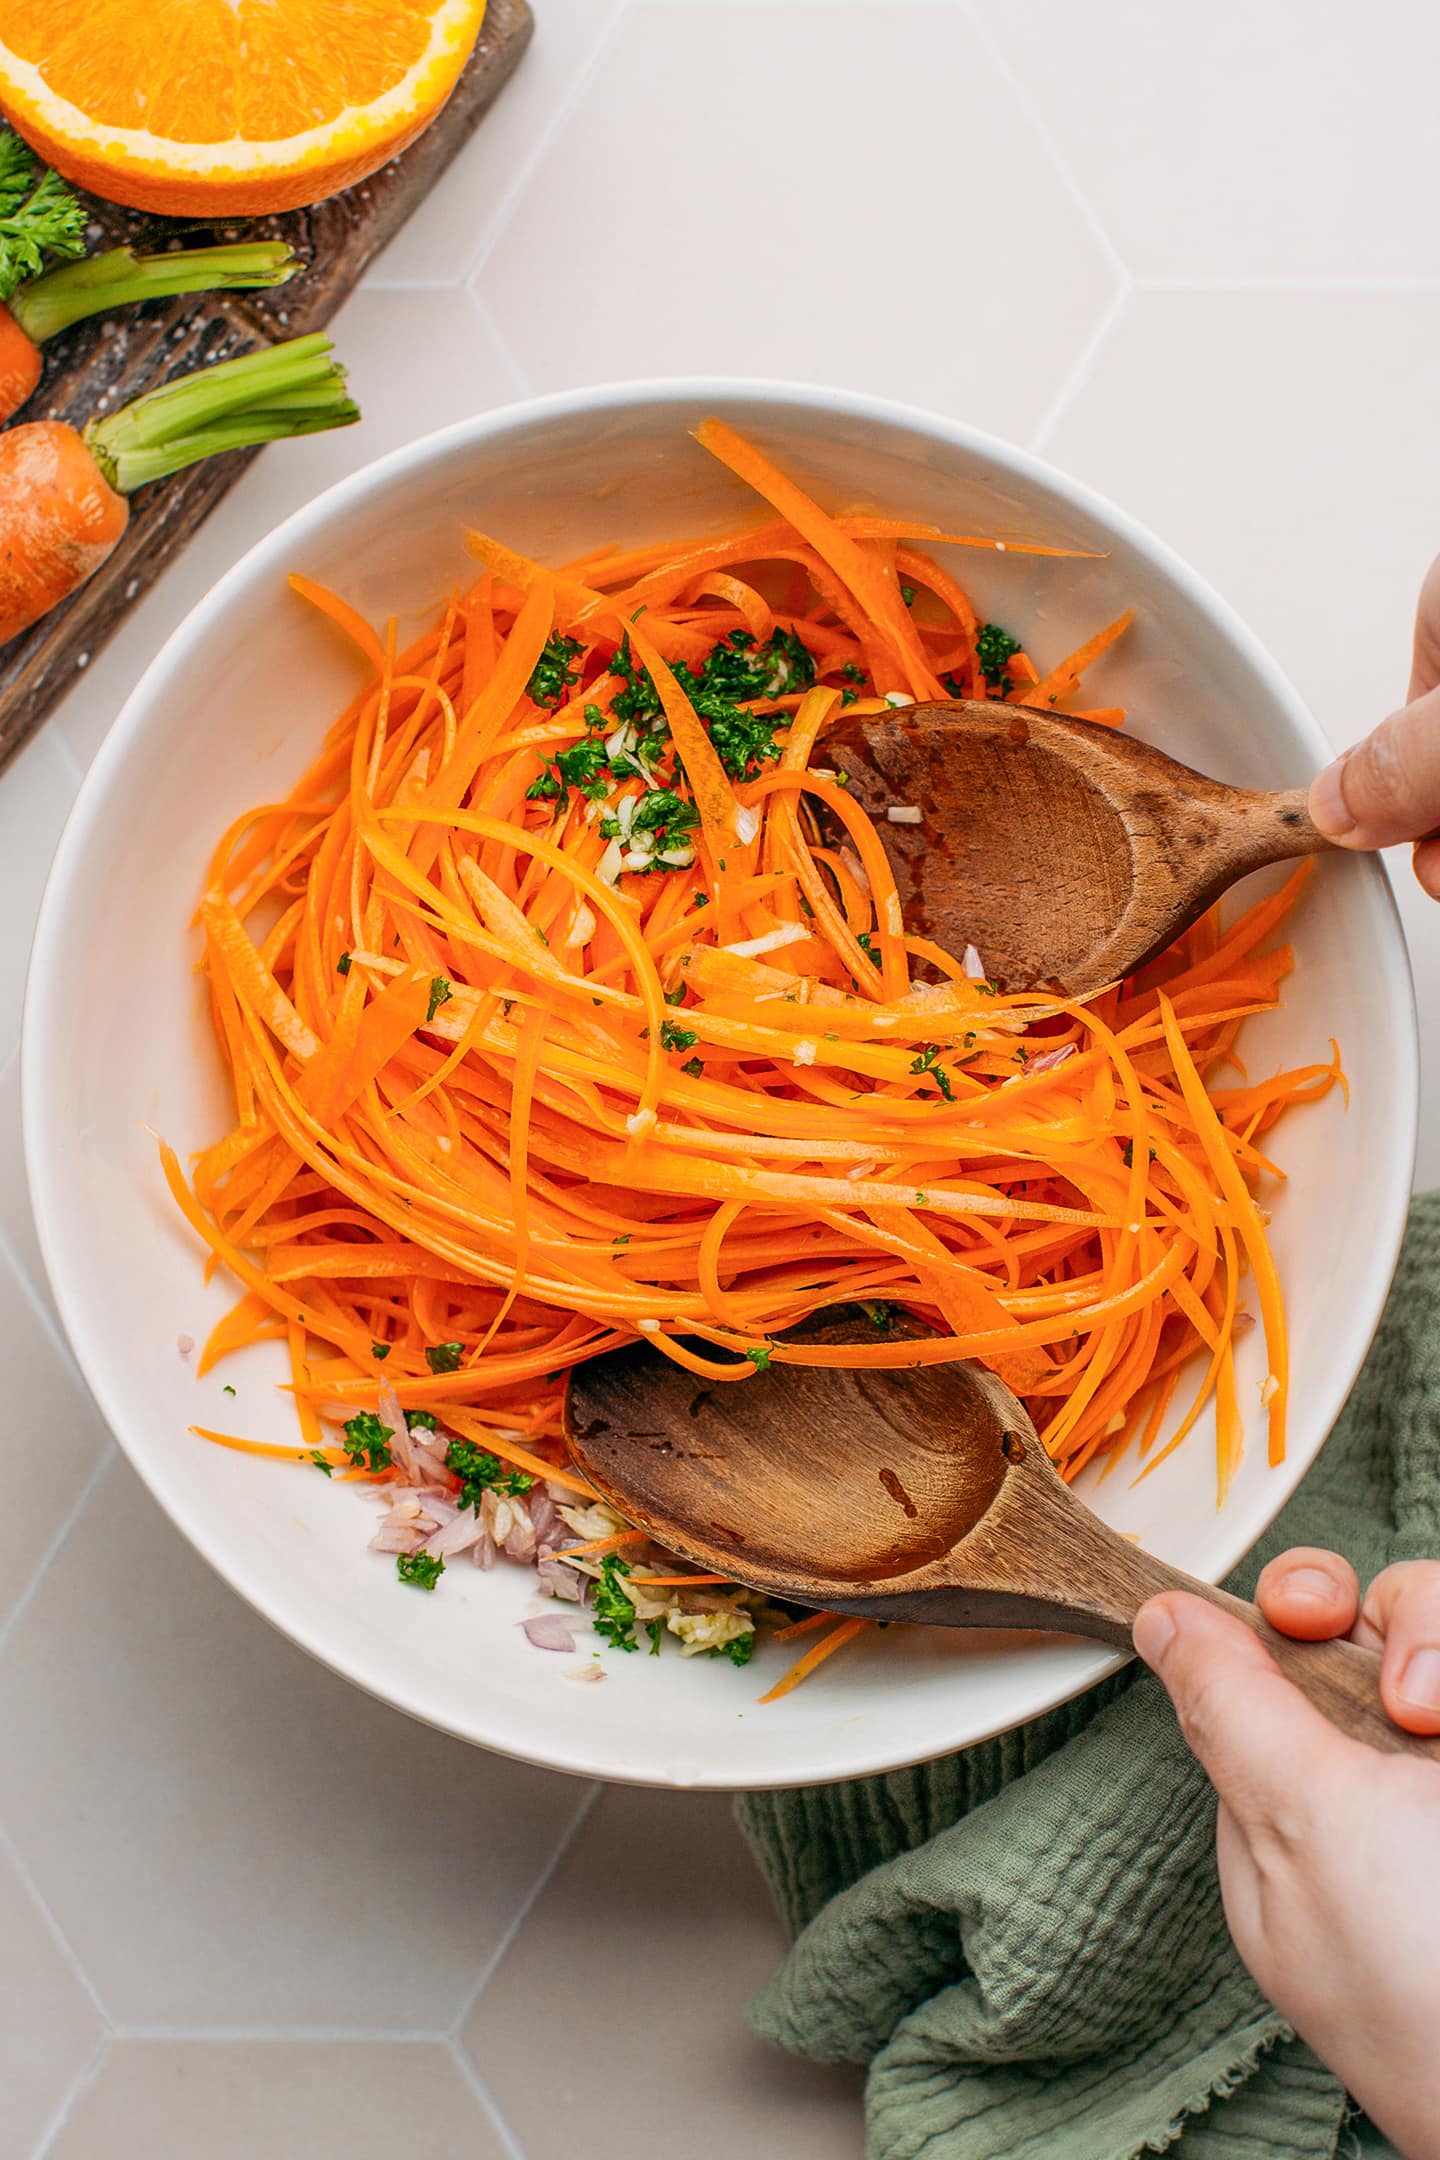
[172,422,1342,1700]
[759,1616,871,1703]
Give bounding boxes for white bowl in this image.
[23,381,1417,1789]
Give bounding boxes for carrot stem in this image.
[86,332,358,492]
[11,241,297,345]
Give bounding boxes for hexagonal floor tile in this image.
[1045,289,1440,754]
[0,1240,109,1634]
[54,285,520,775]
[975,0,1440,279]
[0,1050,56,1326]
[0,727,80,1067]
[376,0,629,285]
[0,1455,592,2030]
[47,2041,510,2160]
[463,1785,866,2158]
[476,1,1119,441]
[1046,287,1440,1183]
[0,1839,104,2156]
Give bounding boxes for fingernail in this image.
[1396,1647,1440,1712]
[1133,1604,1176,1669]
[1279,1564,1340,1606]
[1309,753,1357,840]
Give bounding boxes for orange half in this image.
[0,0,487,215]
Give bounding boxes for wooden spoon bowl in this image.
[566,1317,1439,1761]
[821,699,1331,996]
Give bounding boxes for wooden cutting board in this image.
[0,0,533,775]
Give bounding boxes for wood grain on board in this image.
[0,0,533,774]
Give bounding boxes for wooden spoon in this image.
[565,1313,1438,1759]
[820,699,1333,996]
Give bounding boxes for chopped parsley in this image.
[0,133,87,303]
[660,1018,699,1053]
[840,662,866,684]
[901,583,917,606]
[592,1555,639,1651]
[397,1551,444,1591]
[425,1341,464,1374]
[975,621,1022,692]
[407,1409,438,1432]
[857,930,878,962]
[670,628,816,779]
[426,976,453,1024]
[336,950,352,975]
[647,1618,665,1656]
[859,1301,896,1331]
[681,1056,704,1078]
[308,1450,333,1476]
[1121,1141,1160,1168]
[909,1042,955,1101]
[371,1343,391,1361]
[712,1631,755,1667]
[445,1439,534,1509]
[527,633,583,709]
[629,789,700,854]
[692,891,710,908]
[341,1411,393,1472]
[608,633,666,727]
[222,1383,236,1396]
[747,1344,773,1373]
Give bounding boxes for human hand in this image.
[1309,552,1440,895]
[1134,1550,1440,2159]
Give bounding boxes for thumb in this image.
[1134,1593,1356,1838]
[1308,681,1440,850]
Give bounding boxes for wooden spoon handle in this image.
[972,1472,1440,1758]
[1185,1580,1438,1760]
[1023,1498,1440,1760]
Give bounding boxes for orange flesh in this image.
[0,0,433,139]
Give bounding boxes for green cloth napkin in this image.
[737,1193,1440,2160]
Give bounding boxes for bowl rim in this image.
[22,374,1420,1787]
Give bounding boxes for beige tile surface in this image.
[0,1842,104,2158]
[1043,289,1440,752]
[975,0,1440,279]
[377,0,629,285]
[477,2,1119,437]
[0,728,80,1067]
[0,1242,108,1634]
[0,1052,55,1324]
[462,1787,866,2157]
[0,1456,590,2030]
[47,2042,511,2160]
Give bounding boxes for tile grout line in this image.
[1137,274,1440,294]
[31,2030,111,2160]
[960,0,1132,290]
[463,0,632,287]
[0,1212,88,1377]
[448,1779,601,2041]
[0,1820,111,2031]
[446,2037,530,2160]
[1026,282,1130,456]
[107,2024,451,2044]
[0,1448,114,1667]
[465,288,536,401]
[463,0,633,287]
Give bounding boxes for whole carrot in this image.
[0,127,299,423]
[0,333,359,645]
